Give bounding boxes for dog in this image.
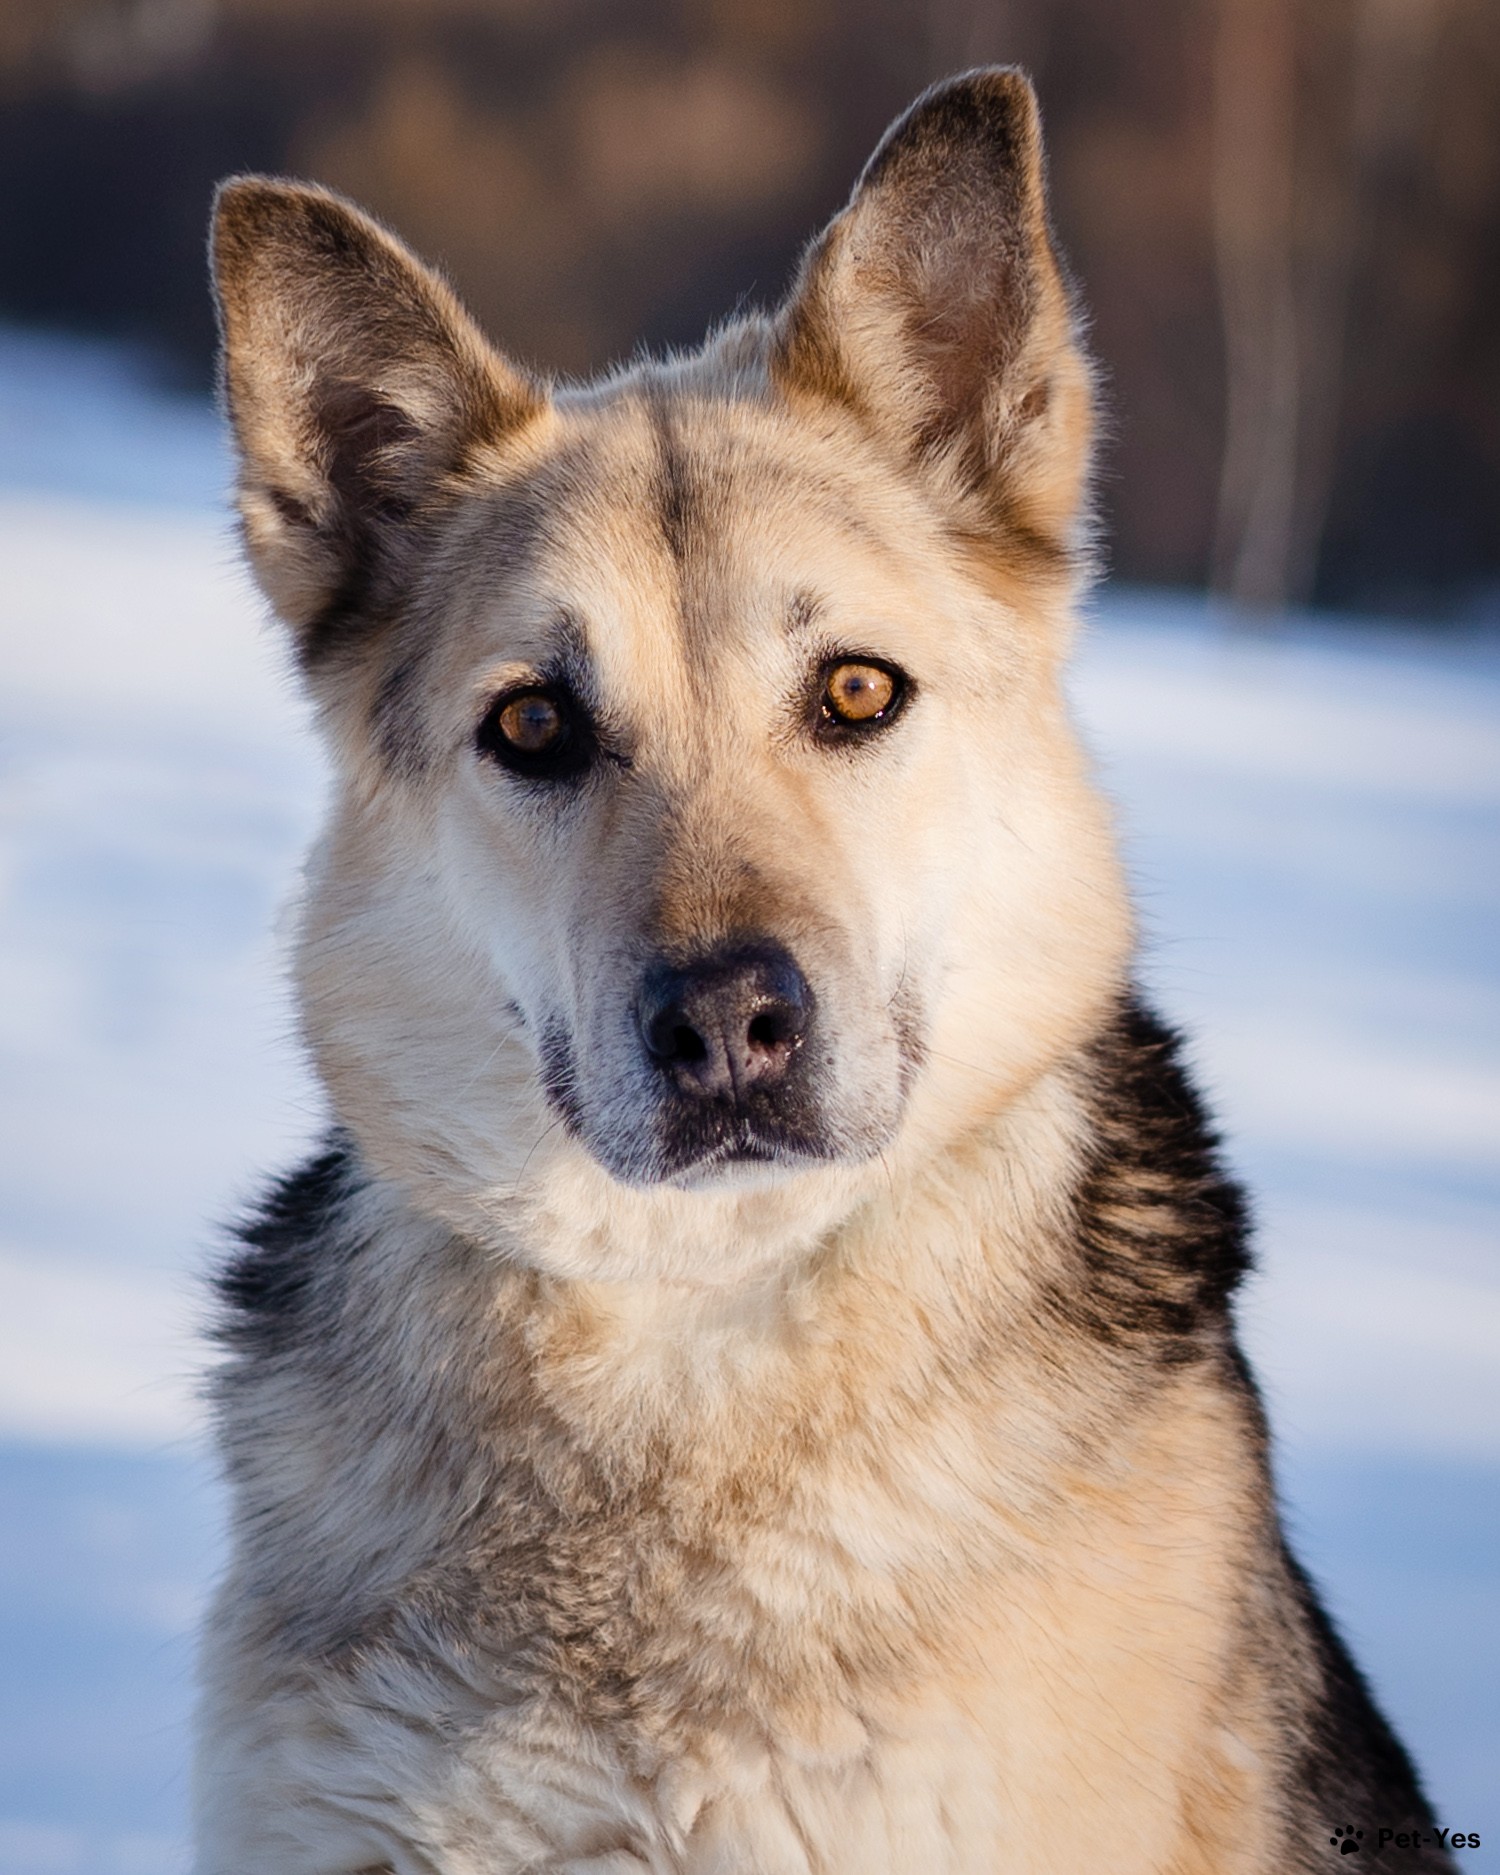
[197,68,1452,1873]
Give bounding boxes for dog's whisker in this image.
[922,1045,1009,1080]
[453,1024,523,1102]
[507,1114,568,1203]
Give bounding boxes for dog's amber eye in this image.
[497,692,564,753]
[825,662,896,723]
[816,658,907,741]
[476,685,594,782]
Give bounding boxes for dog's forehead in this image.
[555,383,894,546]
[463,386,923,669]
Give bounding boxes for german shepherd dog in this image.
[199,69,1452,1874]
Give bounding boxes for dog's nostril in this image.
[642,1010,707,1065]
[747,1011,784,1051]
[670,1022,707,1064]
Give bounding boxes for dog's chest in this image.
[365,1638,1264,1875]
[203,1261,1275,1872]
[440,1698,1009,1874]
[260,1474,1268,1875]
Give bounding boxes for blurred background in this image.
[0,3,1496,1870]
[1,0,1498,613]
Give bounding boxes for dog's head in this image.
[213,70,1130,1281]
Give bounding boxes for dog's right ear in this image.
[773,70,1091,565]
[211,178,543,656]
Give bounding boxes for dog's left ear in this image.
[211,177,544,656]
[774,69,1090,558]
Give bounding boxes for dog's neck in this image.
[347,1049,1097,1500]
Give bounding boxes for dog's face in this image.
[214,72,1131,1281]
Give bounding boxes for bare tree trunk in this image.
[1211,0,1301,614]
[1285,0,1442,607]
[1214,0,1444,616]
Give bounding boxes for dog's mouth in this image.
[652,1108,833,1184]
[623,1097,844,1188]
[717,1140,778,1164]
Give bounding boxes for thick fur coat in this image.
[197,69,1451,1874]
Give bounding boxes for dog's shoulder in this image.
[216,1130,366,1360]
[1068,992,1255,1354]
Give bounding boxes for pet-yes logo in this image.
[1329,1823,1481,1856]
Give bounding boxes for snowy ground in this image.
[1,332,1495,1867]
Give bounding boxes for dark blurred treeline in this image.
[1,0,1496,613]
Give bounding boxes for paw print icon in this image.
[1331,1826,1364,1855]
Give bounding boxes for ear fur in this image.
[773,69,1092,561]
[211,177,543,659]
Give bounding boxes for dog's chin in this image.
[508,1119,887,1289]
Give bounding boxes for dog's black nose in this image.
[639,945,812,1101]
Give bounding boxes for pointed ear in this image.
[773,70,1091,563]
[211,177,544,658]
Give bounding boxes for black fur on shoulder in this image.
[1066,995,1254,1356]
[1288,1544,1451,1859]
[216,1132,362,1359]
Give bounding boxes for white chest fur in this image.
[196,1362,1276,1875]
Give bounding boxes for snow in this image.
[0,329,1494,1864]
[1069,601,1500,1463]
